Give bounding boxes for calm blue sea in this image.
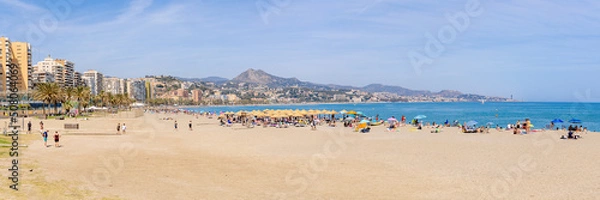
[184,102,600,132]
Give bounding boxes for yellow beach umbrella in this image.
[330,110,338,115]
[347,110,357,115]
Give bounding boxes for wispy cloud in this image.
[116,0,153,22]
[2,0,599,101]
[0,0,42,11]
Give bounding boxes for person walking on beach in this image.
[41,130,48,147]
[117,123,121,134]
[189,120,193,131]
[122,123,126,134]
[54,131,61,147]
[40,121,44,130]
[27,121,32,134]
[174,121,178,131]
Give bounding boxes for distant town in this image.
[1,36,515,107]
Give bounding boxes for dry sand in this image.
[1,111,599,199]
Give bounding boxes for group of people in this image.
[173,120,194,131]
[116,123,127,134]
[27,121,61,148]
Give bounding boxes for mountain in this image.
[227,68,508,100]
[231,68,329,89]
[200,76,229,84]
[361,84,432,96]
[175,76,229,84]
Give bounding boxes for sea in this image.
[184,102,600,132]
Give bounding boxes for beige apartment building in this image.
[0,36,32,93]
[32,55,76,88]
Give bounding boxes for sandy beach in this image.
[1,111,599,200]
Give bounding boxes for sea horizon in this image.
[183,102,600,132]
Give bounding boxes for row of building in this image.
[0,36,156,103]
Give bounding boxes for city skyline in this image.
[1,0,599,102]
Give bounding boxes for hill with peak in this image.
[191,68,509,101]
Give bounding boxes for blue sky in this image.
[1,0,599,102]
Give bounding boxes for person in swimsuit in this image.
[174,121,178,131]
[122,123,126,134]
[40,121,44,130]
[189,120,192,131]
[54,131,61,147]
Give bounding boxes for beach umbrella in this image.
[569,119,582,123]
[551,119,564,123]
[347,110,357,115]
[330,110,338,115]
[414,115,427,120]
[466,120,478,127]
[359,119,370,124]
[387,117,397,121]
[345,116,355,121]
[340,110,348,114]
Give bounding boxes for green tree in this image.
[32,83,62,115]
[74,86,91,114]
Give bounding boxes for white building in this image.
[31,71,55,85]
[127,79,146,102]
[82,70,103,95]
[32,55,75,88]
[103,77,126,95]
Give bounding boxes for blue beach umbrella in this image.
[466,120,478,127]
[414,115,427,120]
[551,119,564,123]
[569,119,582,123]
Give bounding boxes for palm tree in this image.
[98,91,111,107]
[62,87,75,114]
[32,83,62,115]
[74,86,91,114]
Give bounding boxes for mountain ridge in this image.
[196,68,507,100]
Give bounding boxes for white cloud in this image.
[0,0,42,11]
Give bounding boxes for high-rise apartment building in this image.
[103,77,126,95]
[33,55,76,88]
[127,79,147,102]
[55,59,75,88]
[0,36,32,93]
[82,70,103,95]
[73,72,84,87]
